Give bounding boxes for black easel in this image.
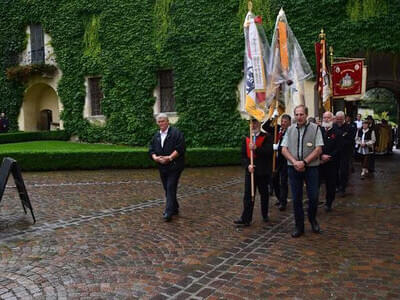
[0,157,36,223]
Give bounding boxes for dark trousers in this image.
[337,150,351,192]
[288,166,319,230]
[368,152,375,171]
[319,161,338,208]
[159,168,183,215]
[361,154,370,169]
[272,164,288,206]
[241,172,269,223]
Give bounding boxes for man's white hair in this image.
[335,111,345,118]
[156,113,169,121]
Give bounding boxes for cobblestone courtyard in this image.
[0,152,399,299]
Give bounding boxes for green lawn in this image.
[0,141,146,152]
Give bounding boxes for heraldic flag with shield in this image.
[243,12,270,122]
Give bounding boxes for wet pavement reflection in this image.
[0,151,399,299]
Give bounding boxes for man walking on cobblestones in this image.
[262,114,291,211]
[234,119,273,227]
[335,111,356,196]
[320,111,343,212]
[149,113,185,222]
[281,105,324,238]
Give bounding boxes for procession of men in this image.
[148,4,395,239]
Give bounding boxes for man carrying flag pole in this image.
[243,0,269,201]
[234,1,274,227]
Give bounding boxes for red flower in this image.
[254,16,263,24]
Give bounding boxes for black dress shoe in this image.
[233,219,250,226]
[291,228,304,238]
[278,204,286,211]
[310,220,320,233]
[324,205,332,212]
[163,213,172,222]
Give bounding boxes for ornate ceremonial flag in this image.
[315,36,331,111]
[267,8,312,119]
[244,12,269,121]
[332,59,364,98]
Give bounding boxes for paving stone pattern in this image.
[0,154,399,299]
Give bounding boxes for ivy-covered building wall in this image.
[0,0,399,147]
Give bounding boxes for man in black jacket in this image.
[320,112,343,212]
[149,113,185,222]
[234,119,273,226]
[335,111,356,197]
[262,114,291,211]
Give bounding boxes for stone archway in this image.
[18,83,61,131]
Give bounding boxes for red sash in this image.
[246,135,265,159]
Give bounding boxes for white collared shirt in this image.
[160,126,169,148]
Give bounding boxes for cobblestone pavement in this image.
[0,152,399,299]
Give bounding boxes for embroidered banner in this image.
[332,59,364,98]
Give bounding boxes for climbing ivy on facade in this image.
[0,0,399,146]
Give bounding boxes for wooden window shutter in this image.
[159,70,175,112]
[30,24,45,64]
[89,77,103,116]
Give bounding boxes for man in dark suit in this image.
[149,113,185,222]
[320,111,343,212]
[0,112,9,133]
[234,119,274,226]
[262,114,291,211]
[335,111,356,197]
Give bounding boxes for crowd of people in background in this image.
[149,109,398,235]
[233,105,398,238]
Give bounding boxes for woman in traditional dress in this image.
[355,120,376,179]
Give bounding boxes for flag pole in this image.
[248,0,255,202]
[329,46,334,112]
[249,119,255,202]
[272,89,280,173]
[319,29,326,112]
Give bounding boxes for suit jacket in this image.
[149,126,185,171]
[320,126,343,162]
[335,123,356,151]
[241,132,273,176]
[262,120,287,171]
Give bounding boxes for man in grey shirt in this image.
[281,105,324,238]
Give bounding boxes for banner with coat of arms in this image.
[332,59,364,98]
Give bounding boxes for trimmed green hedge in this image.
[0,131,70,144]
[0,147,241,171]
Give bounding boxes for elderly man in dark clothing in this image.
[0,112,9,133]
[335,111,356,197]
[234,119,274,227]
[320,111,343,212]
[262,114,291,211]
[149,113,185,222]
